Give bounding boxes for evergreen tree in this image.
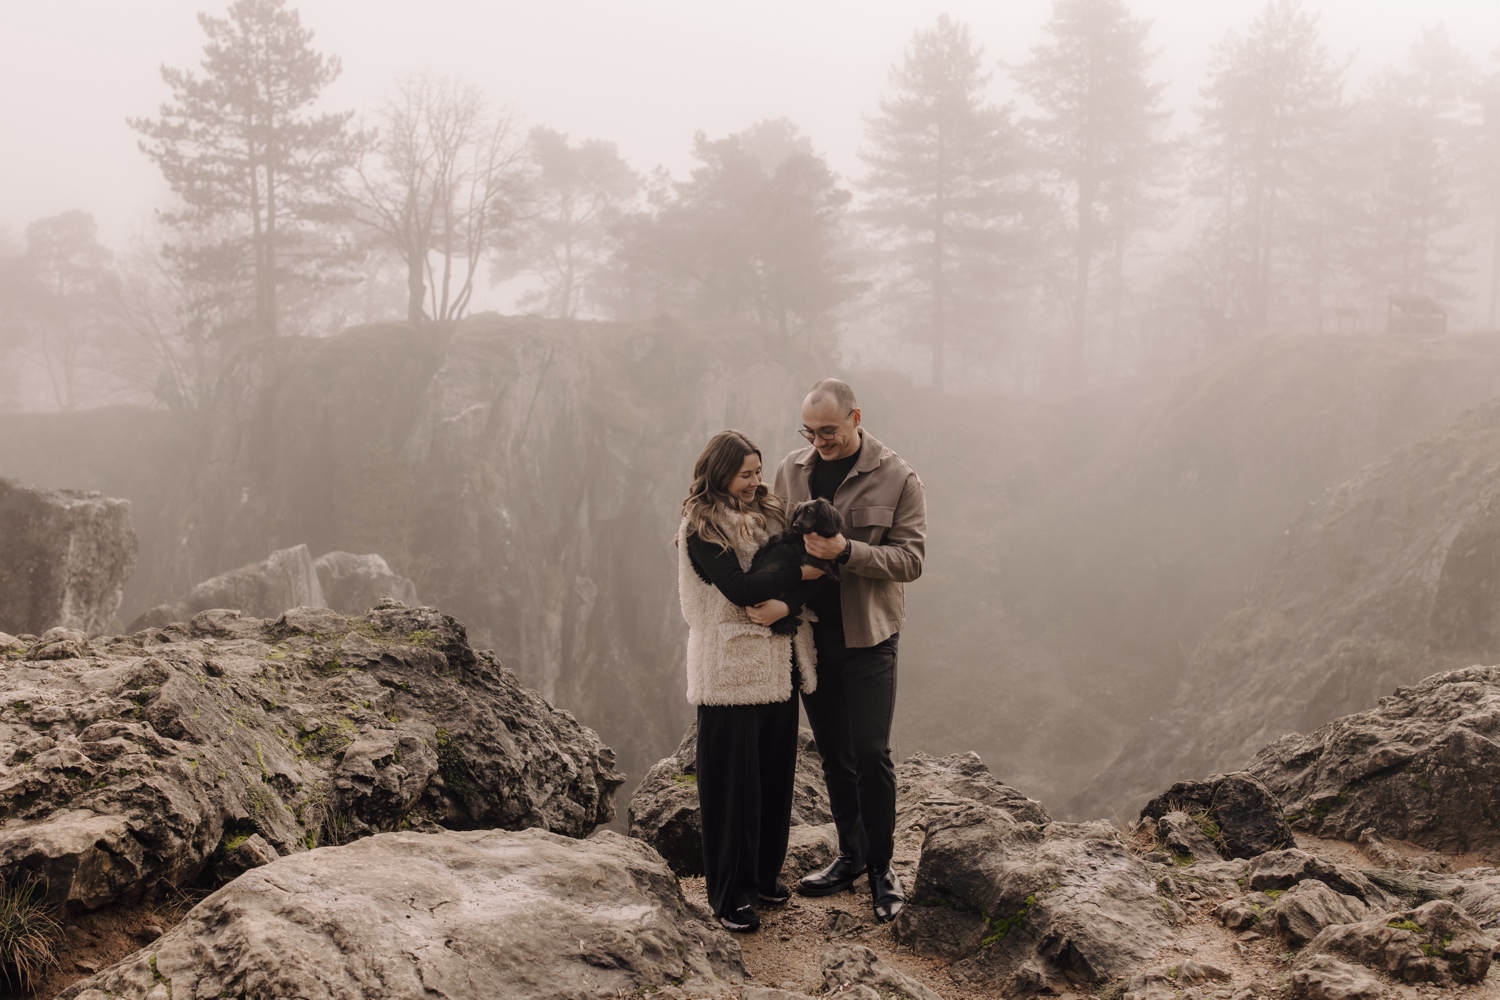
[1472,49,1500,327]
[131,0,365,337]
[1016,0,1172,372]
[503,127,639,319]
[861,15,1032,391]
[610,120,860,343]
[1347,28,1475,313]
[1195,0,1345,336]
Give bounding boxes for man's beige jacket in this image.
[774,428,926,648]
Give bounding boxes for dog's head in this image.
[790,498,845,537]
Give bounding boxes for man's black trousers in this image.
[695,690,799,917]
[800,628,899,872]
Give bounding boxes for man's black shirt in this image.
[805,444,860,631]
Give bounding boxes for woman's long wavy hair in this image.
[680,430,788,551]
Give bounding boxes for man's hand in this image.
[800,564,826,581]
[804,532,846,561]
[746,599,790,626]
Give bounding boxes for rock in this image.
[895,798,1176,991]
[59,828,744,1000]
[1140,772,1294,859]
[895,751,1051,836]
[1156,810,1224,862]
[1271,879,1371,947]
[0,478,137,636]
[1292,955,1385,1000]
[783,822,839,882]
[1300,899,1497,985]
[1214,892,1277,932]
[1247,850,1394,908]
[820,944,942,1000]
[628,724,831,876]
[1449,871,1500,928]
[127,544,326,631]
[0,602,622,913]
[1125,961,1233,1000]
[1252,666,1500,857]
[312,551,419,616]
[210,832,278,882]
[24,626,91,661]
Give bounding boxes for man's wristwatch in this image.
[836,539,853,565]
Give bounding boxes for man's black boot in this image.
[797,855,867,897]
[870,867,906,923]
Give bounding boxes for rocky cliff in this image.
[1084,396,1500,815]
[8,324,1500,818]
[0,479,137,636]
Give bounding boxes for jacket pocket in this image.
[850,505,895,544]
[716,622,776,665]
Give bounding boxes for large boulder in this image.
[59,828,744,1000]
[1250,665,1500,856]
[0,601,622,913]
[128,544,326,630]
[1139,771,1295,859]
[895,799,1176,993]
[1300,899,1498,986]
[313,550,419,615]
[0,478,137,636]
[628,723,832,876]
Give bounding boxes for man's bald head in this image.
[801,378,862,460]
[805,378,857,412]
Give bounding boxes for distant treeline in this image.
[2,0,1499,409]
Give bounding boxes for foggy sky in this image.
[4,0,1498,263]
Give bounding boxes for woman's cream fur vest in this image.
[677,511,817,706]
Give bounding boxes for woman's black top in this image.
[686,531,802,608]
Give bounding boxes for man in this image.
[773,378,926,923]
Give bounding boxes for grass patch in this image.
[672,773,697,786]
[1388,918,1423,933]
[0,874,61,994]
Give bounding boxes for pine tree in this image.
[1480,50,1500,328]
[131,0,365,337]
[861,15,1033,391]
[1195,0,1345,336]
[1016,0,1172,373]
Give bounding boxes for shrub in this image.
[0,874,61,994]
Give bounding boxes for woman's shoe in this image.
[718,905,761,933]
[758,879,792,906]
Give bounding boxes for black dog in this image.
[749,498,847,636]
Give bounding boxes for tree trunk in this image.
[1073,180,1096,378]
[407,254,426,324]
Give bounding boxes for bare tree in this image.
[501,126,639,319]
[356,73,528,324]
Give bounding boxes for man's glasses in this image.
[798,409,854,443]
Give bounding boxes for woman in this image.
[677,429,822,933]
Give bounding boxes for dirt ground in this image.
[678,831,1500,1000]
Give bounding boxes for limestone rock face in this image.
[1300,900,1497,986]
[1271,879,1371,947]
[59,828,744,1000]
[0,478,137,636]
[1140,771,1295,859]
[128,544,325,631]
[313,550,419,615]
[895,751,1050,835]
[628,723,832,877]
[1292,955,1386,1000]
[1250,665,1500,855]
[895,801,1175,992]
[0,602,622,912]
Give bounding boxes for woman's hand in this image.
[800,564,825,581]
[746,599,790,626]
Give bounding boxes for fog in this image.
[4,0,1500,820]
